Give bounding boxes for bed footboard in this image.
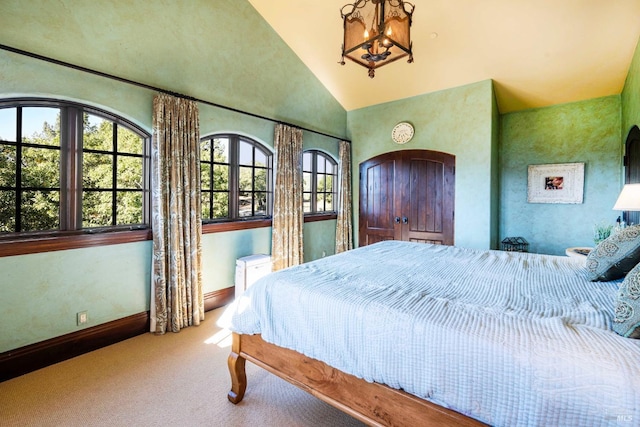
[226,333,486,427]
[226,337,247,404]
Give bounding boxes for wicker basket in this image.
[501,237,529,252]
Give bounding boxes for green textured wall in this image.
[0,0,344,352]
[347,80,497,249]
[500,96,622,255]
[0,0,346,135]
[490,83,501,248]
[0,243,151,352]
[622,36,640,139]
[304,220,338,262]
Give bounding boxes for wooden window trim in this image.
[0,214,337,257]
[0,229,152,258]
[304,213,337,223]
[202,218,272,233]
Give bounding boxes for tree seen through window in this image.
[303,150,337,214]
[201,134,272,221]
[0,100,149,234]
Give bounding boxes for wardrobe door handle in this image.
[395,216,401,224]
[402,217,408,224]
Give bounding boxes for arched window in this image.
[303,150,337,214]
[0,99,150,235]
[200,134,273,221]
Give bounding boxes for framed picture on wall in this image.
[527,162,585,204]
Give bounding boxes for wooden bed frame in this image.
[227,332,487,427]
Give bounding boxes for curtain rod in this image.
[0,43,350,143]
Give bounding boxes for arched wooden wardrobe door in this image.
[359,150,455,247]
[624,125,640,226]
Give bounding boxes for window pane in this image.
[326,194,333,211]
[117,126,143,155]
[0,101,150,235]
[239,191,252,217]
[0,190,15,232]
[303,172,312,192]
[214,164,229,190]
[116,191,142,224]
[254,167,267,191]
[327,160,338,175]
[201,192,211,219]
[254,192,267,216]
[302,151,336,215]
[0,108,16,141]
[303,152,312,172]
[21,147,60,188]
[239,166,253,191]
[213,192,229,218]
[83,153,113,189]
[23,107,59,146]
[255,149,267,167]
[82,190,113,227]
[317,193,326,212]
[326,175,334,192]
[214,138,229,163]
[0,144,16,187]
[201,163,211,190]
[22,190,59,231]
[117,156,142,189]
[303,193,311,213]
[239,140,253,166]
[316,174,326,192]
[200,139,212,162]
[201,134,272,221]
[84,114,113,151]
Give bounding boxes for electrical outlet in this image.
[77,311,88,326]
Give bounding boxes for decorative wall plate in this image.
[392,122,414,144]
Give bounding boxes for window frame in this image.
[0,101,337,257]
[200,133,273,224]
[0,98,151,255]
[303,149,338,216]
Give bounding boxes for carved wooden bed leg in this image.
[227,333,247,404]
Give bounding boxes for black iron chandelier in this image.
[340,0,415,78]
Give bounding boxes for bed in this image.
[219,240,640,426]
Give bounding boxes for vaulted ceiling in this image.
[248,0,640,113]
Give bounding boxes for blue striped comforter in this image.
[220,241,640,426]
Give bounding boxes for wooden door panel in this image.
[408,158,443,233]
[359,155,399,246]
[360,150,455,247]
[402,152,455,245]
[408,238,443,244]
[367,162,394,229]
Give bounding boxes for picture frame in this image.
[527,162,584,204]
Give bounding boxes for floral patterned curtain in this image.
[336,140,353,253]
[150,93,203,334]
[271,124,304,271]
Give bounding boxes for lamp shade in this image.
[613,184,640,211]
[340,0,414,78]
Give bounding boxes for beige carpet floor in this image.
[0,307,365,427]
